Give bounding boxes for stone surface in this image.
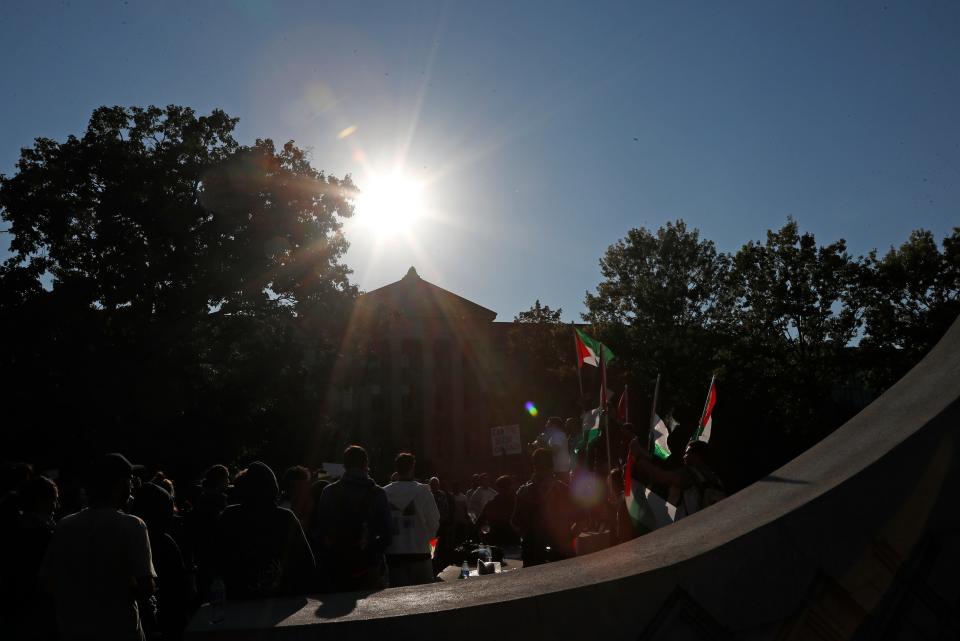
[187,317,960,640]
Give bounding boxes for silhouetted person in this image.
[214,461,315,599]
[629,439,726,518]
[1,475,58,641]
[315,446,392,592]
[478,475,520,547]
[512,448,576,567]
[467,472,496,523]
[132,483,195,641]
[305,478,330,585]
[186,464,230,599]
[40,453,156,641]
[384,453,440,586]
[279,465,312,525]
[532,416,571,475]
[450,480,470,544]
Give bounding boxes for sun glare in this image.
[354,172,426,232]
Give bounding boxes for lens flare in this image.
[571,471,606,509]
[525,401,539,417]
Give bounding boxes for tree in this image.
[584,220,729,431]
[859,228,960,391]
[724,217,861,358]
[0,105,357,468]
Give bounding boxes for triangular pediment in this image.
[357,267,497,322]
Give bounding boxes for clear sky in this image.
[2,1,958,321]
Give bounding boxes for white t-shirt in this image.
[40,507,156,641]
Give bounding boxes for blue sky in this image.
[2,1,958,321]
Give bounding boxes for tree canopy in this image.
[0,105,357,470]
[583,218,959,488]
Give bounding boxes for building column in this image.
[389,335,403,446]
[451,340,465,464]
[421,335,434,462]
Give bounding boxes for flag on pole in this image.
[616,386,628,423]
[624,451,676,532]
[574,328,615,368]
[694,377,717,443]
[650,414,671,460]
[581,408,602,450]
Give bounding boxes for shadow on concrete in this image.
[760,474,812,485]
[314,590,378,620]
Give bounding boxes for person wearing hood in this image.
[214,461,315,599]
[314,446,392,592]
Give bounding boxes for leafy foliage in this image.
[582,218,958,489]
[0,105,357,471]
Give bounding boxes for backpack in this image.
[326,485,378,581]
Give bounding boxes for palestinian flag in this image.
[573,408,601,457]
[694,379,717,443]
[582,408,602,449]
[574,328,615,368]
[650,414,671,460]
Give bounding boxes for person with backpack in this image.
[314,446,392,593]
[511,448,577,567]
[628,439,726,519]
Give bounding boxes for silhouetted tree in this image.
[858,227,960,393]
[0,105,357,469]
[584,220,729,432]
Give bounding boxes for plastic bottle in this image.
[209,577,226,623]
[459,560,470,579]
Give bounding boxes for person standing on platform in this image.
[214,462,315,600]
[315,446,392,592]
[40,453,156,641]
[511,448,576,567]
[532,416,571,477]
[383,453,440,586]
[467,473,497,524]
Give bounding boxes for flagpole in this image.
[624,384,629,423]
[647,374,660,451]
[573,328,585,413]
[601,347,613,476]
[694,373,717,443]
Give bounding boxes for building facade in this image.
[326,267,581,481]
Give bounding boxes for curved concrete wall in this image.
[188,318,960,640]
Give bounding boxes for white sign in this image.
[317,462,345,479]
[491,424,522,456]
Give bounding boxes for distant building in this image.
[325,267,582,480]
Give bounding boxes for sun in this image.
[354,171,426,232]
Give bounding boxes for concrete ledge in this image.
[188,317,960,640]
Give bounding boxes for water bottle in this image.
[459,560,470,579]
[209,577,226,623]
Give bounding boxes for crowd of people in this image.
[0,414,725,641]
